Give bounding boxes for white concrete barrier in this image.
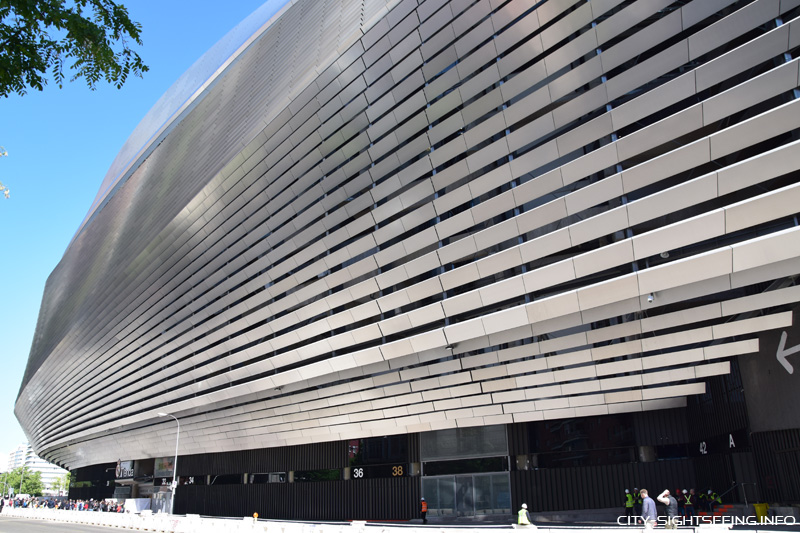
[2,508,776,533]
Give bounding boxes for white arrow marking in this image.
[776,331,800,375]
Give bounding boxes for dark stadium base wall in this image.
[511,459,696,513]
[69,485,116,502]
[68,462,116,501]
[175,477,419,520]
[65,451,770,520]
[751,429,800,504]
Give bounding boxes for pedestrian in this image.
[624,489,634,519]
[420,497,427,524]
[676,488,684,516]
[640,489,657,529]
[517,503,533,527]
[657,489,678,529]
[633,488,642,518]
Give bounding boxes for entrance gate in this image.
[422,472,511,517]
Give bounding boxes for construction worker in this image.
[633,488,642,518]
[684,489,696,523]
[707,490,721,513]
[624,489,634,518]
[420,497,428,524]
[518,503,532,527]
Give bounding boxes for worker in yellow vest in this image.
[707,490,721,513]
[625,489,634,518]
[684,489,696,523]
[518,503,532,527]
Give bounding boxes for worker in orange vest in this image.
[420,497,428,524]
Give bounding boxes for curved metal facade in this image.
[73,0,293,243]
[16,0,800,490]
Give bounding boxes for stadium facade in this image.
[15,0,800,520]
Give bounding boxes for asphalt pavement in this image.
[0,516,148,532]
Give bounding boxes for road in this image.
[0,516,147,532]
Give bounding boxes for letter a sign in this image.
[729,434,735,448]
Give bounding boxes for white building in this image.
[6,443,25,471]
[6,443,67,495]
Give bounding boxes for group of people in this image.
[0,497,56,510]
[62,499,125,512]
[0,497,124,513]
[625,487,722,528]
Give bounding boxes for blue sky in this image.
[0,0,287,463]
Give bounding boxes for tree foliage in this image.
[51,472,70,494]
[1,467,44,496]
[0,0,148,97]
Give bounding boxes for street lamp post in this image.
[158,413,180,514]
[1,146,9,199]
